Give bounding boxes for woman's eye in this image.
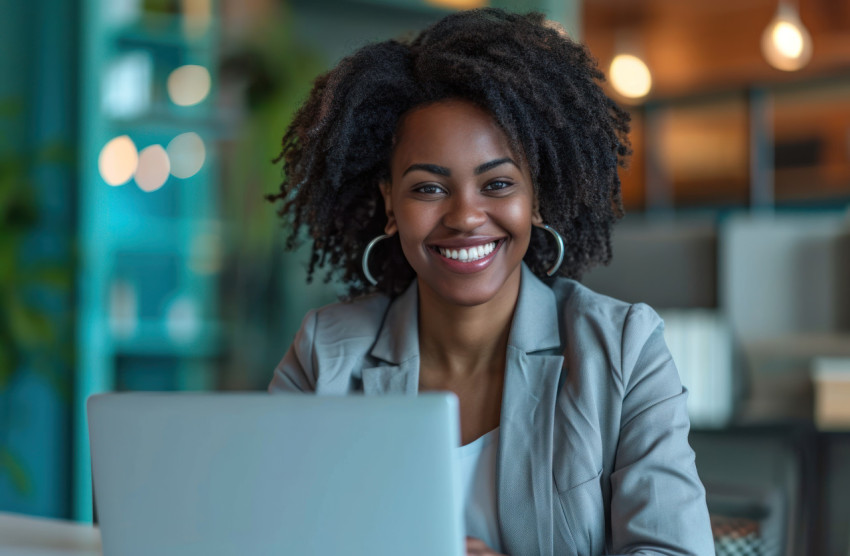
[414,184,446,195]
[483,180,514,192]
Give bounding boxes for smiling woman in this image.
[266,8,714,556]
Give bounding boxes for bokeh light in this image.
[425,0,486,8]
[166,295,200,344]
[166,132,206,178]
[610,54,652,99]
[761,5,812,72]
[98,135,139,186]
[774,22,804,58]
[167,65,211,106]
[134,145,171,192]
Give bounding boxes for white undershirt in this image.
[456,427,502,553]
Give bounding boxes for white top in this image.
[456,427,502,553]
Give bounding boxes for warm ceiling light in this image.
[166,132,206,179]
[134,145,171,192]
[609,54,652,100]
[425,0,487,9]
[761,2,812,71]
[167,65,211,106]
[98,135,138,186]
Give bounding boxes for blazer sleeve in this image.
[608,303,715,556]
[268,309,319,393]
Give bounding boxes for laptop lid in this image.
[88,392,463,556]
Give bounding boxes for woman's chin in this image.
[417,268,522,309]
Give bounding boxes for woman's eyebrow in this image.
[474,157,517,175]
[402,163,450,177]
[402,158,518,177]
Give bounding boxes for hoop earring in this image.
[539,224,564,276]
[362,234,392,286]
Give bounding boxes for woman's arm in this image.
[609,304,714,556]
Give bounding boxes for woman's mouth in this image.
[435,241,497,262]
[428,240,503,274]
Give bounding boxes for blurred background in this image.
[0,0,848,553]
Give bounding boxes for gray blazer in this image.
[269,265,715,556]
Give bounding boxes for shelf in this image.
[104,217,220,253]
[746,334,850,358]
[109,13,217,50]
[110,319,224,357]
[108,109,221,137]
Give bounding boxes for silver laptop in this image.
[88,392,463,556]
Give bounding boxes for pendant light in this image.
[761,1,813,71]
[609,31,652,101]
[610,54,652,100]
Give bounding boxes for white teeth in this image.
[437,242,497,262]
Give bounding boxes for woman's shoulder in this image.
[270,293,393,393]
[305,292,393,345]
[548,277,665,350]
[549,276,644,318]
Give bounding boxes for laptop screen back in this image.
[88,392,463,556]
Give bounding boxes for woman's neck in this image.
[416,273,520,381]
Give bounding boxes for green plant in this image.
[0,97,73,495]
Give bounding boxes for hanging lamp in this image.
[761,1,813,71]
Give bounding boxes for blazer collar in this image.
[363,280,420,395]
[369,279,420,365]
[507,264,561,354]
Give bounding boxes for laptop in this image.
[88,392,463,556]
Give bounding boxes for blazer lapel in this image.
[498,266,564,556]
[362,281,421,395]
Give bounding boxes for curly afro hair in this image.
[267,8,631,298]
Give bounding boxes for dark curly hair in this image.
[267,8,631,298]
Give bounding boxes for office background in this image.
[1,0,848,553]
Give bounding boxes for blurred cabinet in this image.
[75,0,221,521]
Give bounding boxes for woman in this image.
[267,9,714,556]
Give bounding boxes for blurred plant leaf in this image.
[8,301,54,346]
[0,342,13,390]
[0,95,74,405]
[36,140,75,166]
[0,98,23,118]
[0,446,32,495]
[20,265,72,290]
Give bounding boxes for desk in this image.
[0,512,101,556]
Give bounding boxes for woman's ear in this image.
[531,198,543,227]
[379,181,398,235]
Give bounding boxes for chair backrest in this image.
[690,424,815,556]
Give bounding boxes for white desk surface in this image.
[0,512,101,556]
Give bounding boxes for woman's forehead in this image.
[391,99,525,172]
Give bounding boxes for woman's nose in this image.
[441,191,487,232]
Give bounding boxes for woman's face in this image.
[381,99,541,307]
